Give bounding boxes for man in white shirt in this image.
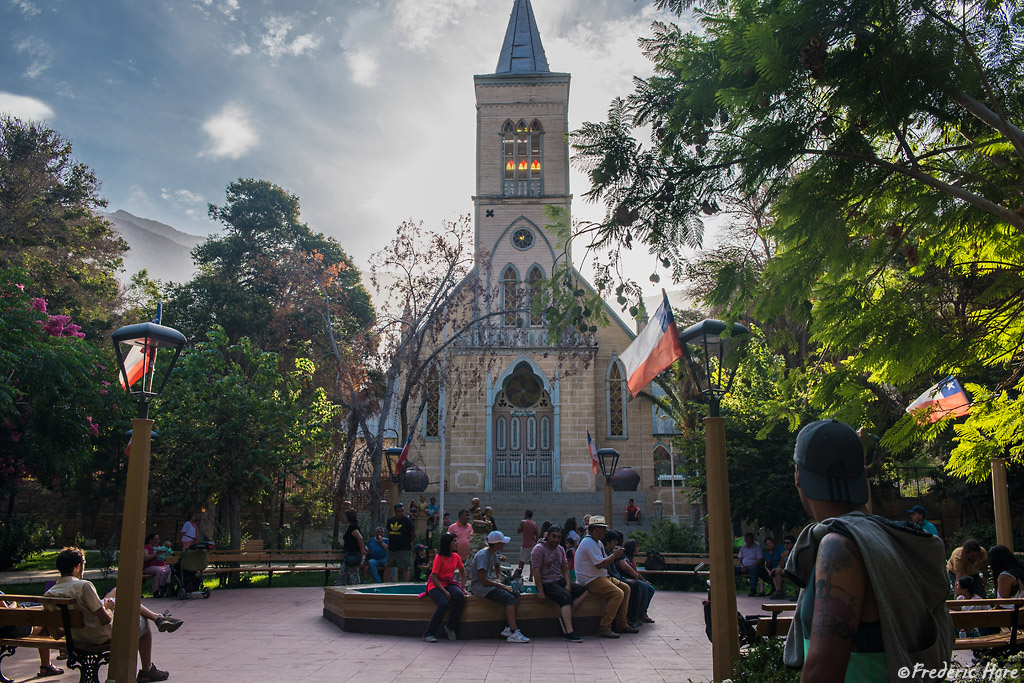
[573,516,637,639]
[37,547,182,682]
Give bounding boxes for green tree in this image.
[0,117,126,332]
[0,268,125,513]
[153,326,337,550]
[573,0,1024,478]
[167,178,373,353]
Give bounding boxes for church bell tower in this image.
[473,0,571,324]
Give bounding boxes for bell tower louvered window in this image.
[502,265,519,327]
[502,119,543,197]
[527,265,544,327]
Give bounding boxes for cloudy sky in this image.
[1,0,702,296]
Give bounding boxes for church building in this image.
[405,0,678,509]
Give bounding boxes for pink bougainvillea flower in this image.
[101,380,110,386]
[86,417,99,436]
[15,283,24,291]
[31,297,47,313]
[10,432,21,442]
[100,389,108,395]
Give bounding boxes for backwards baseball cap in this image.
[794,419,868,504]
[908,505,927,515]
[487,530,511,544]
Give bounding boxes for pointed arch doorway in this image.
[492,361,554,492]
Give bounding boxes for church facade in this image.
[406,0,675,497]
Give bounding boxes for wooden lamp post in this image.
[107,320,185,683]
[678,318,749,682]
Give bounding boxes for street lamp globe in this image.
[597,448,620,483]
[111,322,186,417]
[678,319,750,416]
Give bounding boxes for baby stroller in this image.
[168,542,212,600]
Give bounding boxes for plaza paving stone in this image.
[0,586,783,682]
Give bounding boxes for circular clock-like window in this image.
[512,228,534,250]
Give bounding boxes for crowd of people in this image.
[330,498,661,644]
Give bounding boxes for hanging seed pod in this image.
[616,204,635,227]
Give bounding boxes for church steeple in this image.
[495,0,550,74]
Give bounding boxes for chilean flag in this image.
[619,293,684,397]
[394,433,412,475]
[906,376,971,424]
[587,431,600,475]
[119,302,162,390]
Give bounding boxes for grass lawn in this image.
[1,567,335,598]
[8,550,105,573]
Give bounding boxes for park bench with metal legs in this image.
[0,594,109,683]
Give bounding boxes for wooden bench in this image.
[949,598,1024,652]
[0,595,109,683]
[756,601,797,637]
[205,550,345,586]
[755,598,1024,653]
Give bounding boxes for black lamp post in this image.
[597,447,620,530]
[678,318,749,681]
[107,320,185,683]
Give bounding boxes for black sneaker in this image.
[564,631,583,643]
[137,665,169,682]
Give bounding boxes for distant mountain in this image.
[105,210,205,285]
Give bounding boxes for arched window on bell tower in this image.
[502,265,520,327]
[527,265,544,327]
[607,358,627,438]
[502,119,543,197]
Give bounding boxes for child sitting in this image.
[955,575,989,637]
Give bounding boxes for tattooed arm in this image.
[802,532,869,682]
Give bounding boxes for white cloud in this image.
[160,188,206,205]
[10,0,40,17]
[230,43,252,56]
[346,48,379,88]
[392,0,479,51]
[14,35,52,79]
[261,16,321,58]
[199,103,257,159]
[0,91,54,121]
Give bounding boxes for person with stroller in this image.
[34,547,182,681]
[180,513,198,550]
[143,532,173,598]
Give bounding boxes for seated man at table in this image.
[35,547,183,682]
[531,525,587,642]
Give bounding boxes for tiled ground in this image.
[0,587,780,683]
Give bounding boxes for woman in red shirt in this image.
[423,532,466,642]
[143,532,172,597]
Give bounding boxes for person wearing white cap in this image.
[470,530,530,643]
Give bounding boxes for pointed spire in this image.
[495,0,550,74]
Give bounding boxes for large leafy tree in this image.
[573,0,1024,478]
[153,326,336,550]
[0,117,126,332]
[167,178,373,354]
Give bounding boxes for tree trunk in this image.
[228,490,242,551]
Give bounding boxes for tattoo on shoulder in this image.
[818,534,859,573]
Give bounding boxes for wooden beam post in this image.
[992,458,1013,551]
[106,417,153,683]
[705,416,739,680]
